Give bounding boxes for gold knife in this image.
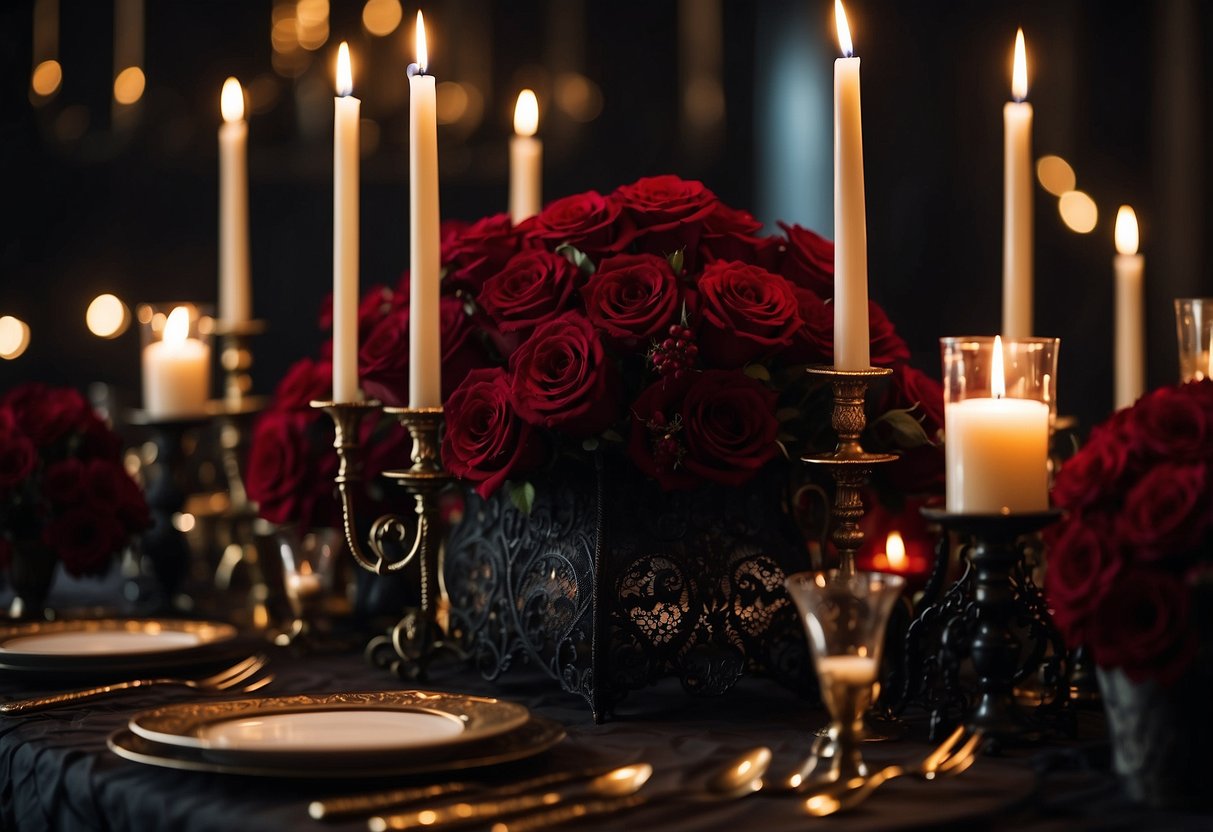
[488,794,647,832]
[368,763,652,832]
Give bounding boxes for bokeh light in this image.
[113,66,146,105]
[555,72,604,123]
[362,0,403,37]
[31,59,62,98]
[0,316,31,360]
[1058,190,1098,234]
[1036,155,1075,197]
[86,294,131,339]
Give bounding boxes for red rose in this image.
[696,261,802,367]
[613,175,717,258]
[1052,423,1132,511]
[1088,569,1197,685]
[479,250,581,338]
[1134,383,1213,459]
[319,284,400,333]
[443,368,544,498]
[42,459,86,505]
[247,410,339,528]
[778,223,834,297]
[1044,521,1122,646]
[519,191,632,258]
[868,302,912,367]
[75,411,123,462]
[359,308,411,406]
[0,425,36,489]
[42,507,124,577]
[628,370,779,489]
[1,384,91,447]
[441,214,521,293]
[879,364,946,494]
[782,286,833,365]
[700,203,783,271]
[440,295,491,398]
[582,254,680,350]
[273,357,333,411]
[509,312,621,437]
[1116,462,1211,561]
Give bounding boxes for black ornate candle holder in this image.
[311,401,464,679]
[802,367,897,577]
[904,508,1073,748]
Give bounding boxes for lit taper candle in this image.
[510,89,542,224]
[833,0,869,371]
[408,11,442,407]
[333,42,361,402]
[1002,29,1033,338]
[1113,206,1144,410]
[219,77,250,325]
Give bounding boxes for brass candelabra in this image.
[802,366,897,577]
[311,400,463,678]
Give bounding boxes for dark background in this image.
[1,0,1210,436]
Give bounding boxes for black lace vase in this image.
[444,455,815,720]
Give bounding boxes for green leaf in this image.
[601,429,625,443]
[556,243,596,276]
[507,481,536,516]
[874,408,932,449]
[667,248,685,276]
[582,437,600,452]
[743,364,772,382]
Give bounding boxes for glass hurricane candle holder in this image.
[940,336,1058,515]
[785,570,905,785]
[138,303,213,420]
[1174,298,1213,383]
[276,527,353,647]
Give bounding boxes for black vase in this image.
[7,542,58,619]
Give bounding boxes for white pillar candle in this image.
[218,77,250,326]
[509,89,542,224]
[333,43,361,403]
[945,336,1050,513]
[1113,205,1144,410]
[816,654,879,685]
[832,0,869,371]
[408,11,442,408]
[1002,30,1033,339]
[142,307,210,418]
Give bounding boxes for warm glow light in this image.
[164,306,190,345]
[221,77,244,122]
[1115,205,1139,256]
[1012,28,1028,101]
[1059,190,1098,234]
[555,72,603,123]
[113,66,145,105]
[31,59,62,97]
[992,335,1006,399]
[336,42,352,96]
[0,316,31,360]
[362,0,402,36]
[296,0,330,50]
[415,10,428,73]
[834,0,853,58]
[1036,155,1075,197]
[513,89,538,137]
[86,294,130,339]
[885,531,907,570]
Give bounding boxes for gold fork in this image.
[802,727,984,817]
[0,654,272,715]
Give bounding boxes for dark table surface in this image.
[0,642,1207,832]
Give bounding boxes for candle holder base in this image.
[904,508,1074,748]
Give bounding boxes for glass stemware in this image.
[785,570,905,785]
[1175,298,1213,383]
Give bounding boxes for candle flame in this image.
[835,0,853,58]
[221,77,244,123]
[336,42,353,96]
[1115,205,1139,256]
[415,10,428,73]
[886,531,907,570]
[992,335,1006,399]
[514,89,538,137]
[164,306,190,345]
[1012,28,1028,101]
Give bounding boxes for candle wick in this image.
[407,63,426,78]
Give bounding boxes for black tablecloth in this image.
[0,646,1206,832]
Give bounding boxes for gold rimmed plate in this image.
[108,715,566,778]
[0,619,239,677]
[128,691,531,765]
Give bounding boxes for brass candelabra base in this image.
[311,400,465,679]
[802,366,897,576]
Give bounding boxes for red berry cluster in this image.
[646,412,686,473]
[649,324,699,379]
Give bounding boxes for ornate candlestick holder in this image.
[909,508,1072,748]
[802,367,897,577]
[311,400,463,679]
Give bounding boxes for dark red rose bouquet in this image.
[0,383,149,578]
[1047,380,1213,684]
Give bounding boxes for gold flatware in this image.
[488,747,772,832]
[802,727,983,817]
[309,766,613,821]
[368,764,653,832]
[0,655,270,715]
